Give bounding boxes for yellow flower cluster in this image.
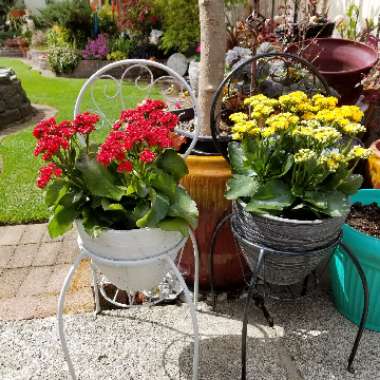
[294,148,317,163]
[244,94,279,120]
[347,146,373,160]
[292,125,342,145]
[319,152,346,172]
[279,91,308,113]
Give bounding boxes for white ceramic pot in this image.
[77,223,186,291]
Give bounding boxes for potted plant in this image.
[33,99,198,291]
[225,91,371,284]
[329,189,380,331]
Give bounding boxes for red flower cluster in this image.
[73,112,100,135]
[33,113,100,161]
[36,163,62,189]
[97,99,179,171]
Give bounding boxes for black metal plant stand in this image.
[208,213,369,380]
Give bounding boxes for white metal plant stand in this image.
[57,59,201,380]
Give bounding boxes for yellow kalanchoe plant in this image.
[226,91,372,219]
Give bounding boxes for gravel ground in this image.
[0,289,379,380]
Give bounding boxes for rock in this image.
[0,68,33,128]
[166,53,189,76]
[0,109,22,126]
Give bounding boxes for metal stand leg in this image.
[90,260,102,318]
[241,248,265,380]
[167,258,199,380]
[189,228,199,305]
[57,253,85,380]
[339,243,369,373]
[208,213,232,309]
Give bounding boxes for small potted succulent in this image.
[225,91,371,285]
[33,99,198,291]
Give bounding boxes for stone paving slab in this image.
[0,224,93,320]
[0,297,379,380]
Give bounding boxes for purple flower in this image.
[82,34,109,60]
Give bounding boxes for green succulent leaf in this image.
[158,217,189,237]
[150,168,177,201]
[337,174,363,195]
[48,205,78,238]
[228,141,254,175]
[245,180,295,213]
[156,149,188,180]
[225,174,260,200]
[44,180,68,207]
[76,154,125,201]
[101,199,125,212]
[168,187,198,229]
[304,190,349,217]
[136,191,170,228]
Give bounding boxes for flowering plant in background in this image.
[226,91,372,219]
[82,34,109,60]
[33,99,198,238]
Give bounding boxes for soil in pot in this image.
[347,202,380,238]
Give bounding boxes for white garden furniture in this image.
[57,59,200,380]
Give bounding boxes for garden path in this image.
[0,223,93,320]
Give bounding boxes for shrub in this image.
[46,25,71,47]
[48,45,79,74]
[37,0,92,48]
[107,50,127,61]
[98,3,118,36]
[117,0,159,36]
[110,36,136,56]
[82,34,109,60]
[155,0,199,54]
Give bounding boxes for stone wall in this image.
[0,68,34,128]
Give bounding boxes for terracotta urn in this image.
[179,155,249,290]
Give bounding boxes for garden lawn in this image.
[0,58,157,224]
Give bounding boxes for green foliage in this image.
[0,57,160,225]
[48,45,79,73]
[226,92,370,219]
[109,36,136,56]
[98,3,118,36]
[37,0,92,48]
[155,0,199,53]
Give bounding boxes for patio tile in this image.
[7,244,38,268]
[46,264,71,295]
[0,295,39,320]
[19,223,46,244]
[0,268,30,299]
[34,294,58,319]
[32,242,60,267]
[70,259,92,291]
[0,225,24,246]
[41,229,64,243]
[0,246,15,268]
[55,239,79,265]
[17,266,53,297]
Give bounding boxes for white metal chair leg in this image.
[90,260,102,318]
[189,229,199,305]
[167,257,199,380]
[57,253,84,380]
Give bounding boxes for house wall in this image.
[24,0,46,14]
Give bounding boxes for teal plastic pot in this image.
[329,189,380,332]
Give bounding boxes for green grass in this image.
[0,58,157,224]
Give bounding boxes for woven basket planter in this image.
[231,200,345,285]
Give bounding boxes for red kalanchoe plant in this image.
[33,100,198,239]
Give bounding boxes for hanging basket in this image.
[77,222,187,292]
[231,200,344,285]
